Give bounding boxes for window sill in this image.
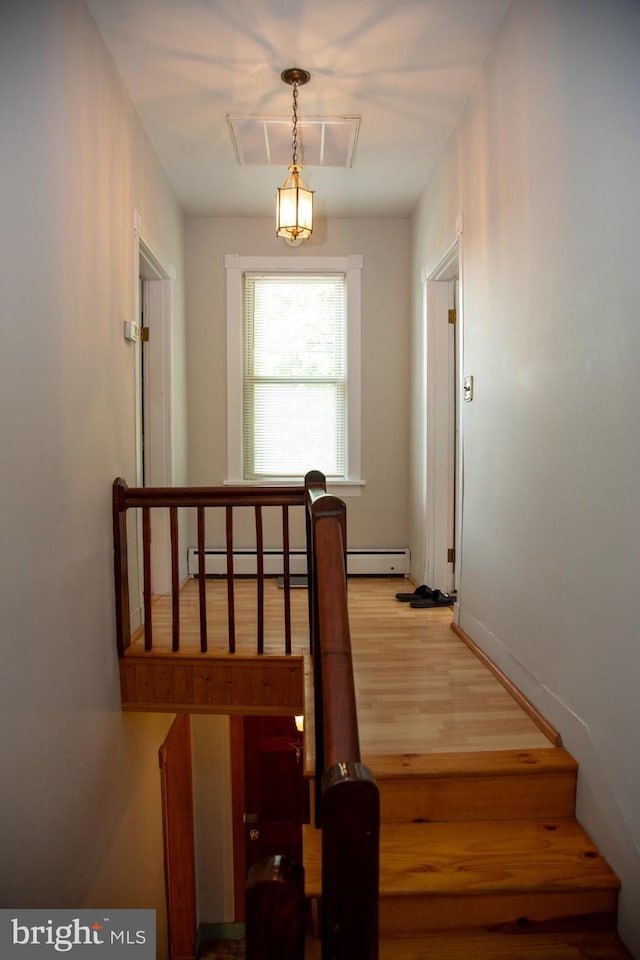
[224,479,365,498]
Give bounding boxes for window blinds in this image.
[243,273,347,479]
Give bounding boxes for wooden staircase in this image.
[303,747,632,958]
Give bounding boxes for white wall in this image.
[411,0,640,952]
[185,216,411,550]
[191,716,234,923]
[0,2,186,956]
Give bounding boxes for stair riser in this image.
[307,929,632,960]
[374,932,632,960]
[378,889,618,937]
[379,772,577,822]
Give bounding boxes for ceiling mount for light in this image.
[276,68,314,246]
[281,67,310,88]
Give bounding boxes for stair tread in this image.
[370,746,578,822]
[303,818,620,898]
[365,747,577,780]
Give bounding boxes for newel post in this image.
[112,478,131,656]
[322,762,379,960]
[245,856,305,960]
[311,492,379,958]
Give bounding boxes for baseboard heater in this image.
[187,547,410,578]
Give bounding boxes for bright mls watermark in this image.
[0,910,155,958]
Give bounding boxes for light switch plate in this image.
[124,320,141,342]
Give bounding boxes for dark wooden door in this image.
[159,714,197,960]
[244,715,308,868]
[231,715,308,918]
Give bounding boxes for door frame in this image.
[133,210,174,599]
[422,229,464,599]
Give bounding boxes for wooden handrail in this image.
[305,479,380,960]
[119,484,306,508]
[313,498,359,766]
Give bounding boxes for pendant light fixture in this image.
[276,68,314,245]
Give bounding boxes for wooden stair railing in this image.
[307,482,379,960]
[112,478,310,657]
[114,475,379,956]
[245,474,379,960]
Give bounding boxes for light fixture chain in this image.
[291,80,299,166]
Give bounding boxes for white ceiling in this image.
[86,0,511,219]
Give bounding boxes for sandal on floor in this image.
[395,584,436,602]
[409,590,456,608]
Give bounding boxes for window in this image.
[244,273,346,478]
[226,255,362,493]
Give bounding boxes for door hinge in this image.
[447,548,456,563]
[448,309,457,325]
[141,326,150,343]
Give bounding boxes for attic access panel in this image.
[227,116,360,168]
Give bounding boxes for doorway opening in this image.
[230,715,308,922]
[424,238,463,598]
[133,221,174,601]
[136,238,171,492]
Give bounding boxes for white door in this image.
[425,242,461,597]
[135,229,173,598]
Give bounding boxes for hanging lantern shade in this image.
[276,164,313,241]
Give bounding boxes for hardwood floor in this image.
[129,576,551,752]
[346,579,552,755]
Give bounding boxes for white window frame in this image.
[225,254,363,496]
